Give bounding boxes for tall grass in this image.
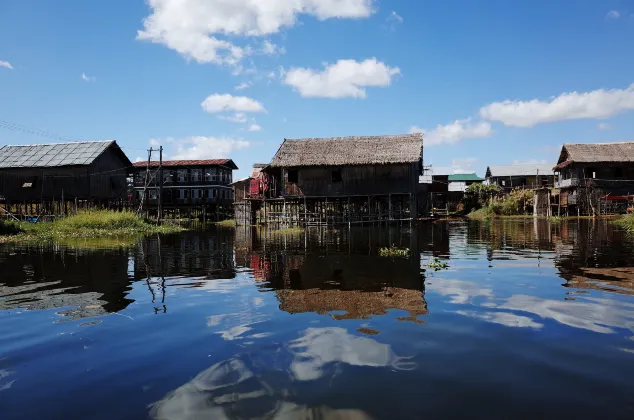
[0,210,183,243]
[614,214,634,232]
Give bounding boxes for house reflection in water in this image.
[234,225,428,325]
[0,245,133,321]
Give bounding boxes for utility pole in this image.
[158,145,163,224]
[137,148,153,216]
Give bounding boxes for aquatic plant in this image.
[427,258,449,270]
[614,214,634,232]
[0,210,184,244]
[214,219,237,227]
[271,227,305,235]
[0,219,24,236]
[379,247,410,258]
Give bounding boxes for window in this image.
[205,168,213,182]
[192,169,202,182]
[227,172,232,184]
[288,169,298,183]
[163,170,173,183]
[179,189,189,199]
[177,169,188,183]
[585,168,597,179]
[149,190,158,200]
[191,189,201,199]
[615,167,624,178]
[212,188,218,198]
[135,172,144,183]
[332,170,342,183]
[501,180,506,186]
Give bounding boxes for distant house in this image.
[553,142,634,215]
[0,140,131,206]
[131,159,237,215]
[448,173,484,192]
[485,164,555,191]
[245,134,423,225]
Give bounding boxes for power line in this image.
[0,119,87,143]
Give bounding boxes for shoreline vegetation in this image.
[0,210,184,244]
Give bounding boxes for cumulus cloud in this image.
[159,136,250,160]
[247,123,262,132]
[410,118,493,146]
[137,0,375,65]
[218,112,248,123]
[262,40,285,55]
[201,94,266,113]
[479,83,634,127]
[234,82,252,91]
[283,58,400,98]
[0,61,13,70]
[606,10,621,19]
[81,73,96,82]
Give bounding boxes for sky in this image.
[0,0,633,179]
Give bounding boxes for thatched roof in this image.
[269,133,423,167]
[555,142,634,169]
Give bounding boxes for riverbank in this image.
[0,210,184,244]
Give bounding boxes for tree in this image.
[462,183,501,212]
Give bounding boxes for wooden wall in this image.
[278,163,419,197]
[89,148,131,199]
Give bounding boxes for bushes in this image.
[0,219,24,236]
[55,210,147,231]
[467,188,535,218]
[462,184,502,212]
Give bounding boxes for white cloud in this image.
[247,123,262,132]
[137,0,375,65]
[0,61,14,70]
[262,40,285,55]
[201,93,266,113]
[81,73,96,82]
[218,112,248,123]
[234,81,252,91]
[160,136,250,160]
[385,10,403,30]
[283,58,400,98]
[606,10,621,19]
[149,139,161,147]
[597,122,612,130]
[410,118,493,146]
[135,157,144,163]
[480,83,634,127]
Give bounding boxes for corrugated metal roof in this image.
[0,141,115,168]
[132,159,237,169]
[487,164,554,177]
[448,173,483,181]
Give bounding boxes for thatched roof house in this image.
[269,133,423,167]
[554,142,634,170]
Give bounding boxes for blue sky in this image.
[1,1,633,179]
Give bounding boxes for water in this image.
[2,220,634,419]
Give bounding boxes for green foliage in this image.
[0,219,24,236]
[379,246,410,257]
[271,227,305,235]
[614,214,634,232]
[214,219,237,227]
[467,188,535,218]
[427,258,450,270]
[462,183,502,212]
[0,210,184,244]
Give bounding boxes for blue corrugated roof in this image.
[0,141,115,168]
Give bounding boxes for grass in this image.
[214,219,237,227]
[613,214,634,232]
[0,210,184,244]
[270,226,305,235]
[379,246,410,258]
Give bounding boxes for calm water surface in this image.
[2,220,634,419]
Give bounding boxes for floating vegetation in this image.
[427,258,449,270]
[213,219,237,227]
[379,247,410,258]
[614,214,634,233]
[271,227,305,235]
[0,210,184,245]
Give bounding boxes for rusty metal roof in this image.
[133,159,237,169]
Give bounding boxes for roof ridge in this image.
[284,133,420,142]
[565,141,634,146]
[3,140,114,147]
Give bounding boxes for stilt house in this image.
[240,133,423,226]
